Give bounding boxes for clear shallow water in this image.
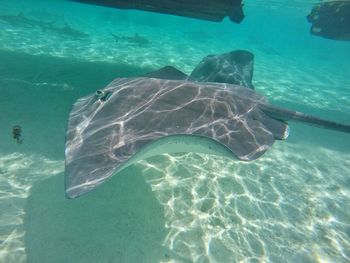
[0,0,350,262]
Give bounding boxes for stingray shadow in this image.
[24,165,168,263]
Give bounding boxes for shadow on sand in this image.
[24,165,169,263]
[0,50,153,158]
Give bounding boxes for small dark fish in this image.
[12,125,23,144]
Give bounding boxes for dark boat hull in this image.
[70,0,245,23]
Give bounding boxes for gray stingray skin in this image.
[189,50,254,89]
[65,50,350,199]
[65,77,288,198]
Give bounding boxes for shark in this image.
[0,12,53,28]
[110,32,150,46]
[43,23,90,39]
[0,12,89,39]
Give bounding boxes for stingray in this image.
[65,58,350,199]
[189,50,254,89]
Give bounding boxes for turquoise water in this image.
[0,0,350,262]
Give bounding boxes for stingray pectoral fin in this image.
[143,66,189,80]
[255,110,289,140]
[221,118,276,161]
[65,77,282,199]
[65,135,234,199]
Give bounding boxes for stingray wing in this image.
[189,50,255,89]
[65,78,287,198]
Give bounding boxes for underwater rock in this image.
[307,1,350,41]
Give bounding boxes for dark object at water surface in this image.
[70,0,245,23]
[307,1,350,41]
[12,125,23,144]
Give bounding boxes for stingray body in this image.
[65,77,288,198]
[65,51,350,199]
[189,50,254,89]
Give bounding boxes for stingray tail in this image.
[260,104,350,134]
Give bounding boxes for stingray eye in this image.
[96,90,111,102]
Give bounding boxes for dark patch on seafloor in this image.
[24,165,169,263]
[0,50,152,91]
[0,50,153,158]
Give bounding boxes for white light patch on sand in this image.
[0,153,63,263]
[254,57,350,114]
[139,142,350,262]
